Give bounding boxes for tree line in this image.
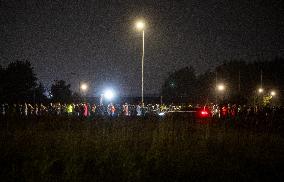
[161,57,284,105]
[1,58,283,105]
[0,60,79,104]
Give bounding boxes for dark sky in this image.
[1,0,283,96]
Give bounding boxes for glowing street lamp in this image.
[79,83,88,102]
[136,21,145,31]
[135,19,145,106]
[216,83,226,104]
[258,88,264,93]
[100,89,115,105]
[104,90,115,100]
[80,83,88,92]
[270,91,276,97]
[217,84,225,91]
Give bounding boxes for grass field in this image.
[0,116,283,181]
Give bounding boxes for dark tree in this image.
[215,58,284,105]
[162,66,197,103]
[195,71,215,104]
[1,61,37,103]
[34,82,48,103]
[72,92,83,103]
[51,80,72,103]
[161,57,284,105]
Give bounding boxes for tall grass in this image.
[0,116,283,181]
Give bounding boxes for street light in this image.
[216,83,225,104]
[135,20,145,106]
[217,84,225,91]
[100,89,115,105]
[79,83,88,102]
[80,83,88,95]
[80,83,88,92]
[258,88,264,93]
[270,91,276,97]
[136,21,145,30]
[104,89,115,101]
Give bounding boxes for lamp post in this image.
[80,83,88,102]
[135,20,145,106]
[270,91,276,97]
[216,83,225,104]
[254,88,264,109]
[258,88,264,94]
[80,83,88,94]
[270,90,277,106]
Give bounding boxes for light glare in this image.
[104,90,114,100]
[136,21,145,30]
[270,91,276,96]
[217,84,225,91]
[80,83,88,91]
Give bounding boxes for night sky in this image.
[1,0,283,96]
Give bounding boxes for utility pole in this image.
[215,71,218,104]
[238,70,241,92]
[260,69,263,88]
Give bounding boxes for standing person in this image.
[79,103,84,117]
[34,104,39,116]
[24,103,28,116]
[39,103,47,115]
[136,103,142,116]
[74,104,80,116]
[66,104,73,116]
[83,103,89,117]
[56,103,61,115]
[28,104,34,116]
[48,103,53,115]
[221,105,227,118]
[107,103,115,117]
[107,103,112,116]
[123,103,129,116]
[91,104,96,115]
[89,104,97,119]
[111,103,116,117]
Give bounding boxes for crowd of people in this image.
[0,102,163,117]
[1,102,284,132]
[1,102,283,119]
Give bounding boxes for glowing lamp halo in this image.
[135,20,145,31]
[258,88,264,93]
[270,91,276,96]
[217,84,225,91]
[104,89,115,100]
[80,83,88,91]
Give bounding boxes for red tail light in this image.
[201,111,209,115]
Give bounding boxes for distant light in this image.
[44,91,53,99]
[104,90,115,100]
[136,20,145,30]
[217,84,225,91]
[258,88,264,93]
[80,83,88,91]
[158,112,165,116]
[201,111,209,115]
[270,91,276,96]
